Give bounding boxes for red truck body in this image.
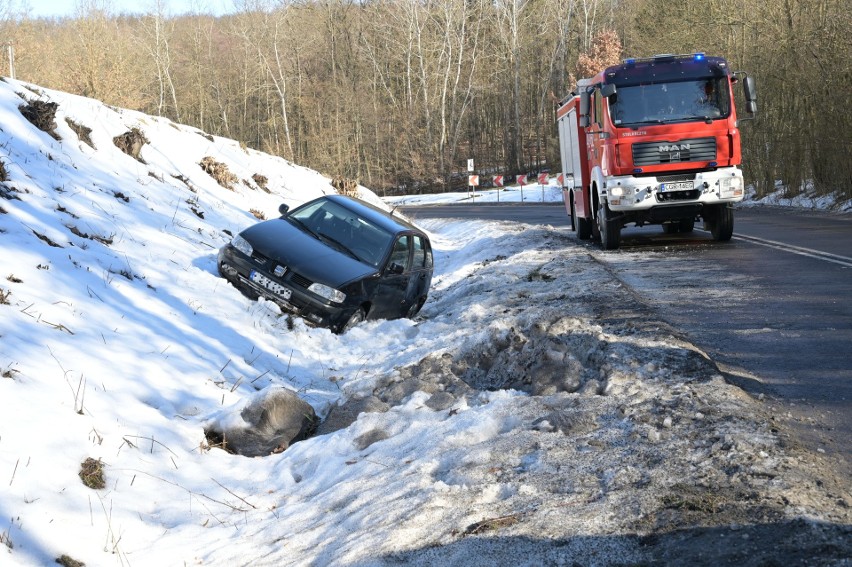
[557,53,756,249]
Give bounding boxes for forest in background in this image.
[0,0,849,198]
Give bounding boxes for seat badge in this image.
[273,265,287,277]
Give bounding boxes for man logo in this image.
[658,143,690,152]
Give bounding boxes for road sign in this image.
[493,175,503,187]
[516,174,527,185]
[467,159,474,172]
[468,175,479,186]
[557,173,565,186]
[537,173,548,184]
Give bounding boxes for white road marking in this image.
[722,232,852,268]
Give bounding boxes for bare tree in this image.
[138,0,180,121]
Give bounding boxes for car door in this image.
[371,234,413,319]
[405,234,433,313]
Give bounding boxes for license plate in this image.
[660,181,694,192]
[250,270,291,299]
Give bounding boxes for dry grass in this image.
[113,128,148,162]
[65,118,94,148]
[200,156,238,190]
[252,173,269,192]
[331,175,359,198]
[18,99,61,140]
[55,555,85,567]
[78,457,105,489]
[0,524,12,550]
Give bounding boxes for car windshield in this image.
[288,199,394,268]
[609,77,730,126]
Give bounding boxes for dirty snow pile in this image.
[0,79,849,567]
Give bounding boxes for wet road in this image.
[403,202,852,474]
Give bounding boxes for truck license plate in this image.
[250,270,291,299]
[660,181,694,192]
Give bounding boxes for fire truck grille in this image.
[632,137,716,166]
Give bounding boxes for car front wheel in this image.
[406,297,426,319]
[338,307,366,334]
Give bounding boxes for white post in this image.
[6,43,14,80]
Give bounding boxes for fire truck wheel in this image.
[711,206,734,241]
[598,201,621,250]
[573,199,593,240]
[679,217,695,233]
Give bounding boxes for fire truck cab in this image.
[557,53,757,249]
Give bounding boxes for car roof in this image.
[322,194,424,236]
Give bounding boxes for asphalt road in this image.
[402,202,852,475]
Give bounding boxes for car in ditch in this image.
[218,194,434,333]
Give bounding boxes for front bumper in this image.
[605,167,745,213]
[217,245,349,329]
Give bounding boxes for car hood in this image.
[241,219,379,287]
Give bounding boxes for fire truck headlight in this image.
[719,176,744,198]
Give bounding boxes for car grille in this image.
[246,248,312,290]
[633,137,716,166]
[250,251,270,266]
[289,272,313,289]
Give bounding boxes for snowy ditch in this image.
[200,218,850,564]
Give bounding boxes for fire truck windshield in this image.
[608,77,731,126]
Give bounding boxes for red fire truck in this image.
[556,53,757,249]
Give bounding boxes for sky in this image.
[0,75,847,566]
[24,0,235,18]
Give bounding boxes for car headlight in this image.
[308,282,346,304]
[231,234,253,256]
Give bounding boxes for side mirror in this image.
[387,262,404,275]
[278,203,290,217]
[743,76,757,114]
[600,83,616,98]
[579,89,590,118]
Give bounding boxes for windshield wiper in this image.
[288,217,319,239]
[317,232,361,261]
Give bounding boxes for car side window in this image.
[412,235,431,269]
[389,235,411,271]
[411,235,426,270]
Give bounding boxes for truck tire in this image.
[710,205,734,241]
[598,200,621,250]
[573,198,593,240]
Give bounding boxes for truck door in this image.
[587,86,605,171]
